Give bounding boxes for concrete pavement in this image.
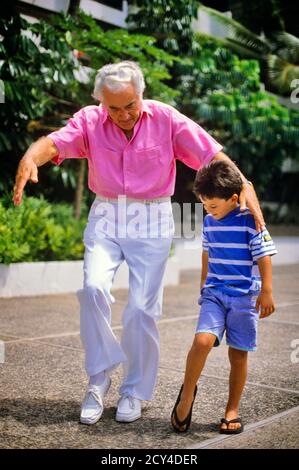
[0,264,298,449]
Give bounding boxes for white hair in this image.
[93,61,145,100]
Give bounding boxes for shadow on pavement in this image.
[0,398,218,437]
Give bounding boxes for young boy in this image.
[171,160,277,434]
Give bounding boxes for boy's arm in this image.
[200,251,209,290]
[256,255,275,318]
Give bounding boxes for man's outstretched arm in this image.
[13,137,58,206]
[211,151,265,232]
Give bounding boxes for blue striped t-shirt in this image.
[202,206,277,296]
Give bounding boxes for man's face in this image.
[200,195,238,220]
[101,84,142,131]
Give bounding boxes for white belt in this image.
[96,195,171,204]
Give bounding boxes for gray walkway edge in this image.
[3,299,299,344]
[187,406,299,449]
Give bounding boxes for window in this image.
[95,1,123,11]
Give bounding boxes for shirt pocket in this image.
[134,145,161,161]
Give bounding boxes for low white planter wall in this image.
[174,236,299,270]
[0,257,179,298]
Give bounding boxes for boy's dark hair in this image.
[193,160,243,200]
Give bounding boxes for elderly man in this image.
[13,61,264,424]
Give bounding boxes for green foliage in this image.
[0,7,81,192]
[48,10,179,103]
[0,196,87,264]
[186,35,299,189]
[198,3,299,97]
[0,11,82,152]
[128,0,200,55]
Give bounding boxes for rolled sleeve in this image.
[171,109,223,170]
[249,228,277,261]
[48,108,89,166]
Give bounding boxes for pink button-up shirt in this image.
[48,100,222,199]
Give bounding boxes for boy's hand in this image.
[255,291,275,318]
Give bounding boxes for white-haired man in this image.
[13,61,265,424]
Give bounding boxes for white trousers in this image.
[77,198,174,401]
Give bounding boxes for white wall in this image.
[192,9,232,39]
[20,1,231,39]
[80,0,128,28]
[19,0,128,28]
[20,0,70,13]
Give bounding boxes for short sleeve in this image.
[249,228,277,261]
[171,108,223,170]
[202,227,209,252]
[48,108,89,165]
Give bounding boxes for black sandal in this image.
[171,384,198,433]
[219,417,244,434]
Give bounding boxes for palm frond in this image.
[198,4,270,55]
[222,38,265,61]
[268,55,299,94]
[272,32,299,64]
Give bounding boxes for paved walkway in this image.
[0,264,298,449]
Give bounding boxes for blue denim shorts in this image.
[196,287,259,351]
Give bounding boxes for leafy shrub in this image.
[0,196,87,264]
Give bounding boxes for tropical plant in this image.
[198,3,299,96]
[0,6,82,195]
[127,0,200,55]
[184,35,299,188]
[0,195,88,264]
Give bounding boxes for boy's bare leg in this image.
[220,347,248,431]
[172,332,216,430]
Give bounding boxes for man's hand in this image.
[239,182,265,232]
[12,137,58,206]
[211,152,265,232]
[255,291,275,319]
[13,158,38,206]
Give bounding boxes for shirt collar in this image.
[141,100,153,117]
[100,99,153,124]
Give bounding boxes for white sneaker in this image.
[115,394,142,423]
[80,375,111,425]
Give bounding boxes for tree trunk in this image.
[68,0,80,16]
[74,159,85,220]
